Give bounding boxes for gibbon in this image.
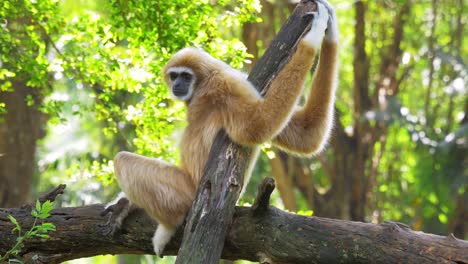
[104,0,339,256]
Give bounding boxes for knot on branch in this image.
[446,233,465,246]
[382,220,411,233]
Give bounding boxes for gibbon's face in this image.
[167,67,196,101]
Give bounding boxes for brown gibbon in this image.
[103,0,339,256]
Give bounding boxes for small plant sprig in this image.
[0,200,56,263]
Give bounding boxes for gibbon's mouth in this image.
[172,88,188,97]
[172,88,193,101]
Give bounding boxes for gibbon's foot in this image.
[152,225,176,257]
[302,1,329,49]
[100,196,131,236]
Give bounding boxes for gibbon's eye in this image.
[180,72,192,81]
[169,72,178,81]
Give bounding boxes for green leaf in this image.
[7,215,19,229]
[297,210,314,216]
[35,200,41,213]
[8,259,24,264]
[31,210,39,218]
[41,200,54,214]
[37,223,56,233]
[25,95,35,106]
[38,212,51,219]
[438,214,448,224]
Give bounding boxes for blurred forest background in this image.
[0,0,466,263]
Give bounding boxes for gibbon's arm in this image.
[221,3,329,146]
[273,0,339,155]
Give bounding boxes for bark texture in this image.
[0,181,467,264]
[0,81,46,207]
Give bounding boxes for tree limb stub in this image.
[176,1,317,263]
[0,181,467,264]
[38,184,66,204]
[251,177,275,216]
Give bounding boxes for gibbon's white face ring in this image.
[168,66,196,101]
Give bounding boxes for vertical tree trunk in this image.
[449,99,467,239]
[348,0,371,222]
[0,81,46,207]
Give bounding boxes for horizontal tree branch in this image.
[0,180,467,264]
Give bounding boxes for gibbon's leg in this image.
[241,147,261,194]
[222,3,329,146]
[113,151,197,255]
[273,0,339,155]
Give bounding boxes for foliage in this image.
[0,0,62,117]
[284,0,466,235]
[366,0,466,234]
[0,200,56,263]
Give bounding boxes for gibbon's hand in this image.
[100,196,131,236]
[302,1,329,49]
[316,0,339,42]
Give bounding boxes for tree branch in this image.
[0,182,467,264]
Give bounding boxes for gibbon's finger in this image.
[303,1,328,21]
[100,220,118,236]
[100,197,129,216]
[98,213,118,236]
[315,2,328,19]
[100,206,113,216]
[303,11,317,19]
[315,0,335,13]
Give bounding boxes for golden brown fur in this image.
[109,0,339,255]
